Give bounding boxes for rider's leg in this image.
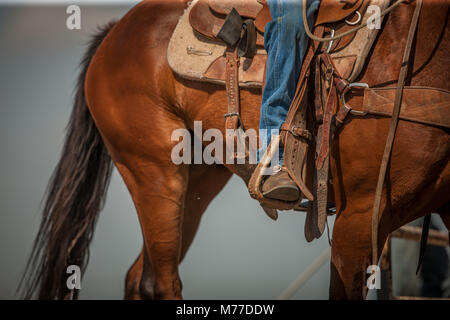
[260,0,320,201]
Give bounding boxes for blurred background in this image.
[0,0,448,300]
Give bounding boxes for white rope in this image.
[302,0,407,42]
[277,247,331,300]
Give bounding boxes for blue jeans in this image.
[258,0,320,164]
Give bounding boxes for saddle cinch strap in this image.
[219,8,258,158]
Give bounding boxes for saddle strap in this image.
[306,79,337,241]
[306,56,348,241]
[316,53,349,170]
[224,46,253,163]
[221,10,257,157]
[371,0,423,267]
[224,46,241,132]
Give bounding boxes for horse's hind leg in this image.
[124,164,232,299]
[115,141,191,300]
[89,90,192,300]
[115,158,187,300]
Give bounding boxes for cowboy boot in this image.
[261,168,300,202]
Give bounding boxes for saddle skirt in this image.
[167,0,386,88]
[167,0,268,88]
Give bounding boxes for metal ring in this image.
[341,82,369,113]
[290,126,300,137]
[345,11,362,26]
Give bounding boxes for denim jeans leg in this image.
[258,0,321,164]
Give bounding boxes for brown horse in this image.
[21,0,449,300]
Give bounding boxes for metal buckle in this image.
[341,83,369,115]
[289,126,311,140]
[289,126,303,138]
[290,126,300,137]
[224,112,240,119]
[224,112,245,129]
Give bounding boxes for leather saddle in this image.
[185,0,371,208]
[189,0,364,46]
[178,0,387,226]
[177,0,450,256]
[315,0,364,26]
[189,0,270,48]
[182,0,365,86]
[188,0,375,225]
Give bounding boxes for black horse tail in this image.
[19,21,116,299]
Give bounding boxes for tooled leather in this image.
[315,53,349,170]
[316,79,337,170]
[306,48,352,241]
[224,48,241,132]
